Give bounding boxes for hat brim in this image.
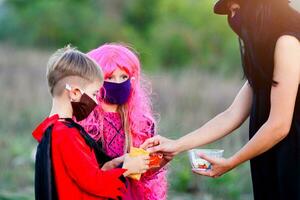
[214,0,229,15]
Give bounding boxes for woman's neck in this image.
[101,102,119,113]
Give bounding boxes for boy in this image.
[32,46,150,200]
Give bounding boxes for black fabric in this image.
[249,86,300,200]
[35,125,58,200]
[283,32,300,39]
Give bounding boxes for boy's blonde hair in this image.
[46,45,103,96]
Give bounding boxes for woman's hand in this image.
[192,153,235,178]
[140,135,180,161]
[122,154,150,177]
[101,155,125,171]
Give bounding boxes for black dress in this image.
[249,79,300,199]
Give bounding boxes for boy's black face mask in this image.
[71,93,97,122]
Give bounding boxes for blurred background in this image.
[0,0,299,199]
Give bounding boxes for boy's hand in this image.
[101,156,125,171]
[122,154,150,177]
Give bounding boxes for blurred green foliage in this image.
[0,0,241,73]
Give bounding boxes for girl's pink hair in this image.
[82,43,155,146]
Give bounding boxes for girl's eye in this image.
[106,77,113,80]
[122,75,129,80]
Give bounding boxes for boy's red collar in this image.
[32,114,59,142]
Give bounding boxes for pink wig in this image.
[82,43,155,146]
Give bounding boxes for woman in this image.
[141,0,300,199]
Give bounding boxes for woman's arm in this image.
[229,35,300,167]
[196,35,300,178]
[176,81,253,153]
[142,80,253,156]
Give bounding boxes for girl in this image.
[81,43,167,200]
[142,0,300,200]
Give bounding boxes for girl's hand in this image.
[192,153,235,178]
[101,156,125,171]
[122,154,150,177]
[140,135,180,161]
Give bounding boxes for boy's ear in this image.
[66,84,82,102]
[70,88,82,102]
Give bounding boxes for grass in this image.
[0,44,253,199]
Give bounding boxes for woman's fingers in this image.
[192,167,221,177]
[198,153,217,165]
[148,144,170,153]
[192,157,234,179]
[192,169,213,177]
[140,135,161,149]
[163,154,173,161]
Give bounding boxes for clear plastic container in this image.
[188,149,224,171]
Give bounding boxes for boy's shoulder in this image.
[32,114,80,143]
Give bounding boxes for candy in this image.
[198,164,208,169]
[127,147,163,180]
[149,153,163,168]
[188,149,224,171]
